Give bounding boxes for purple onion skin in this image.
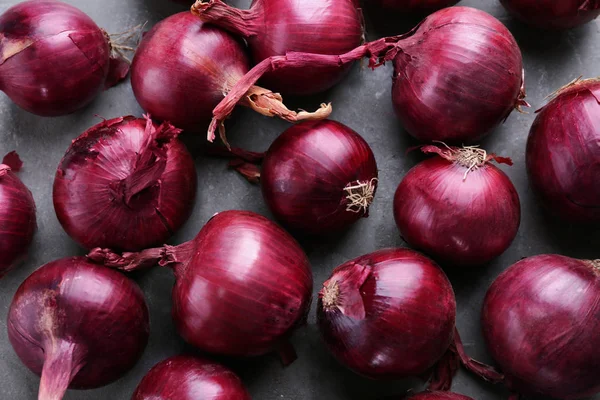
[53,116,197,251]
[194,0,363,95]
[408,393,473,400]
[392,7,524,143]
[132,355,251,400]
[526,79,600,223]
[131,12,249,131]
[173,210,313,357]
[7,257,149,398]
[370,0,459,13]
[500,0,600,30]
[393,156,521,266]
[482,255,600,399]
[0,159,36,278]
[317,248,456,379]
[261,120,378,235]
[0,0,113,116]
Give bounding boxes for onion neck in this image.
[191,0,262,38]
[343,178,378,216]
[38,340,85,400]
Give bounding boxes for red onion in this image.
[369,0,459,14]
[191,0,363,96]
[209,6,528,144]
[0,151,36,278]
[0,0,132,116]
[481,254,600,399]
[7,257,149,400]
[408,393,473,400]
[88,210,313,363]
[53,115,196,252]
[500,0,600,30]
[317,248,459,383]
[526,78,600,223]
[231,120,378,234]
[133,355,251,400]
[393,144,520,266]
[131,12,330,142]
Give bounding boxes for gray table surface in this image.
[0,0,599,399]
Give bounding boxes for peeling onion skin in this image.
[526,79,600,223]
[7,257,149,399]
[261,120,378,235]
[132,355,251,400]
[500,0,600,30]
[391,7,525,143]
[482,254,600,399]
[191,0,363,95]
[131,12,249,131]
[317,248,456,379]
[0,0,127,116]
[408,393,473,400]
[393,146,521,266]
[53,115,197,251]
[369,0,459,14]
[0,153,36,278]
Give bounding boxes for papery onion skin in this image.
[53,115,197,251]
[500,0,600,30]
[131,12,248,131]
[191,0,363,95]
[0,152,36,278]
[89,210,313,360]
[391,7,525,143]
[7,257,149,399]
[409,393,473,400]
[0,0,128,116]
[132,355,251,400]
[317,248,456,379]
[482,254,600,399]
[369,0,459,13]
[261,120,378,234]
[526,78,600,223]
[393,145,520,266]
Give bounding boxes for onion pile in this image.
[53,115,197,251]
[89,210,313,363]
[369,0,460,14]
[7,257,149,400]
[232,120,378,234]
[131,12,330,142]
[393,144,520,266]
[210,6,527,144]
[191,0,364,95]
[0,152,36,278]
[481,254,600,399]
[500,0,600,30]
[526,78,600,223]
[133,355,251,400]
[317,248,458,384]
[0,0,131,116]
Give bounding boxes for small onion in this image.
[53,115,197,251]
[526,78,600,223]
[0,151,36,277]
[0,0,131,116]
[191,0,364,95]
[131,12,330,140]
[317,248,457,381]
[481,254,600,399]
[89,210,313,362]
[369,0,460,14]
[210,6,527,144]
[232,120,378,234]
[7,257,149,400]
[500,0,600,30]
[393,144,520,266]
[132,355,251,400]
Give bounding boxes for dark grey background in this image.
[0,0,598,399]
